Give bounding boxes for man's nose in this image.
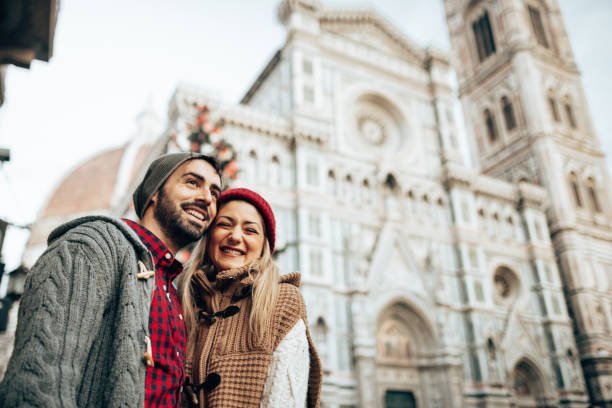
[196,186,213,204]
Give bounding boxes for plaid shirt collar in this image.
[123,219,183,280]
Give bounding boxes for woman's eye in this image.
[246,228,258,234]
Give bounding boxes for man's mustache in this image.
[180,201,211,221]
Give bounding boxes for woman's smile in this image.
[207,200,266,270]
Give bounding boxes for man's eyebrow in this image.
[182,171,222,192]
[182,172,204,181]
[211,181,222,193]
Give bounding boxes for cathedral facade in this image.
[4,0,610,407]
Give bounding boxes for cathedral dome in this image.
[41,147,125,218]
[24,143,153,256]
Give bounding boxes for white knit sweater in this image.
[260,320,309,408]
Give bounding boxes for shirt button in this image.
[176,351,180,357]
[179,314,183,320]
[165,253,172,260]
[163,285,167,292]
[166,293,171,301]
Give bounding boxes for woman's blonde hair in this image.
[178,216,280,343]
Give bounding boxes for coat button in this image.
[202,372,221,392]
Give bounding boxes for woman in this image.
[180,188,322,408]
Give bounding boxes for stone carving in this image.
[358,115,387,145]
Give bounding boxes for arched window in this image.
[246,150,258,182]
[327,169,336,196]
[586,177,602,212]
[361,178,371,204]
[564,100,577,128]
[472,11,496,62]
[486,338,497,361]
[501,96,517,131]
[269,155,281,185]
[384,173,399,191]
[484,109,498,143]
[528,5,549,48]
[569,172,582,208]
[313,317,328,363]
[548,92,560,122]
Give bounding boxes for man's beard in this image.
[153,187,210,249]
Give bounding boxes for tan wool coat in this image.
[187,267,322,408]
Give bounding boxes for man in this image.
[0,152,222,407]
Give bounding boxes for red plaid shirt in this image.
[124,219,186,408]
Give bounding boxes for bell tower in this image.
[444,0,612,404]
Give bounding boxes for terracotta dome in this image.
[41,147,125,218]
[26,144,152,250]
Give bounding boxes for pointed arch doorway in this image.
[376,301,454,407]
[511,359,549,408]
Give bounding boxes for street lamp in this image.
[0,148,9,163]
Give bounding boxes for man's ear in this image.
[149,191,159,206]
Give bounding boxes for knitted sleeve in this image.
[0,227,115,408]
[260,320,309,408]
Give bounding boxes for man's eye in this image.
[186,179,198,186]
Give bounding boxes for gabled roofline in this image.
[319,8,429,64]
[239,5,450,105]
[240,49,282,104]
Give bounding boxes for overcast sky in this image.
[0,0,610,271]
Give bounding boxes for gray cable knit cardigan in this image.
[0,216,156,407]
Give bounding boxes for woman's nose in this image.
[227,228,242,242]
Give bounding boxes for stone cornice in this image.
[291,115,331,144]
[222,104,292,140]
[473,174,516,202]
[444,163,474,189]
[516,181,549,210]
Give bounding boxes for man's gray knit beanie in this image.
[133,152,220,219]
